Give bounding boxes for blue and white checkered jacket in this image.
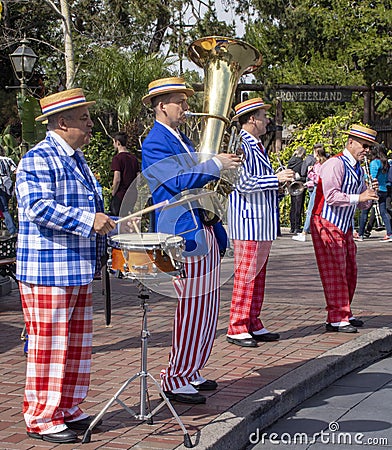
[15,132,105,286]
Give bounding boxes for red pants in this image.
[311,216,357,323]
[20,283,93,433]
[228,240,272,335]
[160,227,220,392]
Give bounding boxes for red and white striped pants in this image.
[160,227,220,392]
[19,282,93,433]
[228,239,272,336]
[311,215,357,323]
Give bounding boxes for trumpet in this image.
[275,156,305,197]
[277,173,305,196]
[363,155,383,230]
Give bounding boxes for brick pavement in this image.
[0,230,391,449]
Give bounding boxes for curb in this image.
[176,327,392,450]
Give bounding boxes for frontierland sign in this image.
[276,89,352,102]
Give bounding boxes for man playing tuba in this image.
[142,77,240,404]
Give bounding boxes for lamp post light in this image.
[9,38,38,97]
[9,38,38,153]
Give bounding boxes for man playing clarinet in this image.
[311,124,379,333]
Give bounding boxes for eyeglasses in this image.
[354,140,371,150]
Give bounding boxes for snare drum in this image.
[107,237,126,272]
[109,233,184,278]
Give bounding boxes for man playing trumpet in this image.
[226,97,294,347]
[311,124,379,333]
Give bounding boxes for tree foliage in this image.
[80,47,171,129]
[238,0,392,124]
[82,132,114,210]
[244,0,392,86]
[1,0,391,138]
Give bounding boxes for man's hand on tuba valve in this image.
[215,153,242,170]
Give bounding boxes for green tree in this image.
[270,113,359,225]
[238,0,392,123]
[243,0,392,85]
[2,0,391,140]
[79,46,171,147]
[82,132,114,210]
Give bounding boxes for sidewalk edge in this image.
[176,327,392,449]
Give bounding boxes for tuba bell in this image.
[187,36,262,224]
[188,36,263,161]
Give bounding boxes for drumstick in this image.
[114,200,169,224]
[130,219,140,233]
[114,191,214,224]
[163,190,214,208]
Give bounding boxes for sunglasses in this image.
[354,140,371,150]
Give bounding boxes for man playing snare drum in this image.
[142,77,240,404]
[16,88,116,443]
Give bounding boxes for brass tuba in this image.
[188,36,263,162]
[187,36,262,224]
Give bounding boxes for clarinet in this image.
[363,155,383,229]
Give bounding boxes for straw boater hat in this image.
[142,77,194,106]
[35,88,96,122]
[343,124,377,143]
[232,97,271,121]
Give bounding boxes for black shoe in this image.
[27,428,78,443]
[226,336,258,347]
[65,416,103,431]
[251,332,280,342]
[349,318,364,327]
[325,323,358,333]
[163,391,206,404]
[191,379,217,391]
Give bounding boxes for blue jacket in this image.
[16,132,105,286]
[142,121,227,256]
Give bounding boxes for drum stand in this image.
[82,283,193,448]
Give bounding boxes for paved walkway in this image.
[248,355,392,449]
[0,230,391,449]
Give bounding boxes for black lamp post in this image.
[9,38,38,97]
[9,38,38,152]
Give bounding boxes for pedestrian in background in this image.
[110,132,139,216]
[0,145,17,236]
[287,146,306,234]
[292,143,327,242]
[369,144,391,241]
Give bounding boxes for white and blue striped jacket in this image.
[228,130,279,241]
[321,154,363,233]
